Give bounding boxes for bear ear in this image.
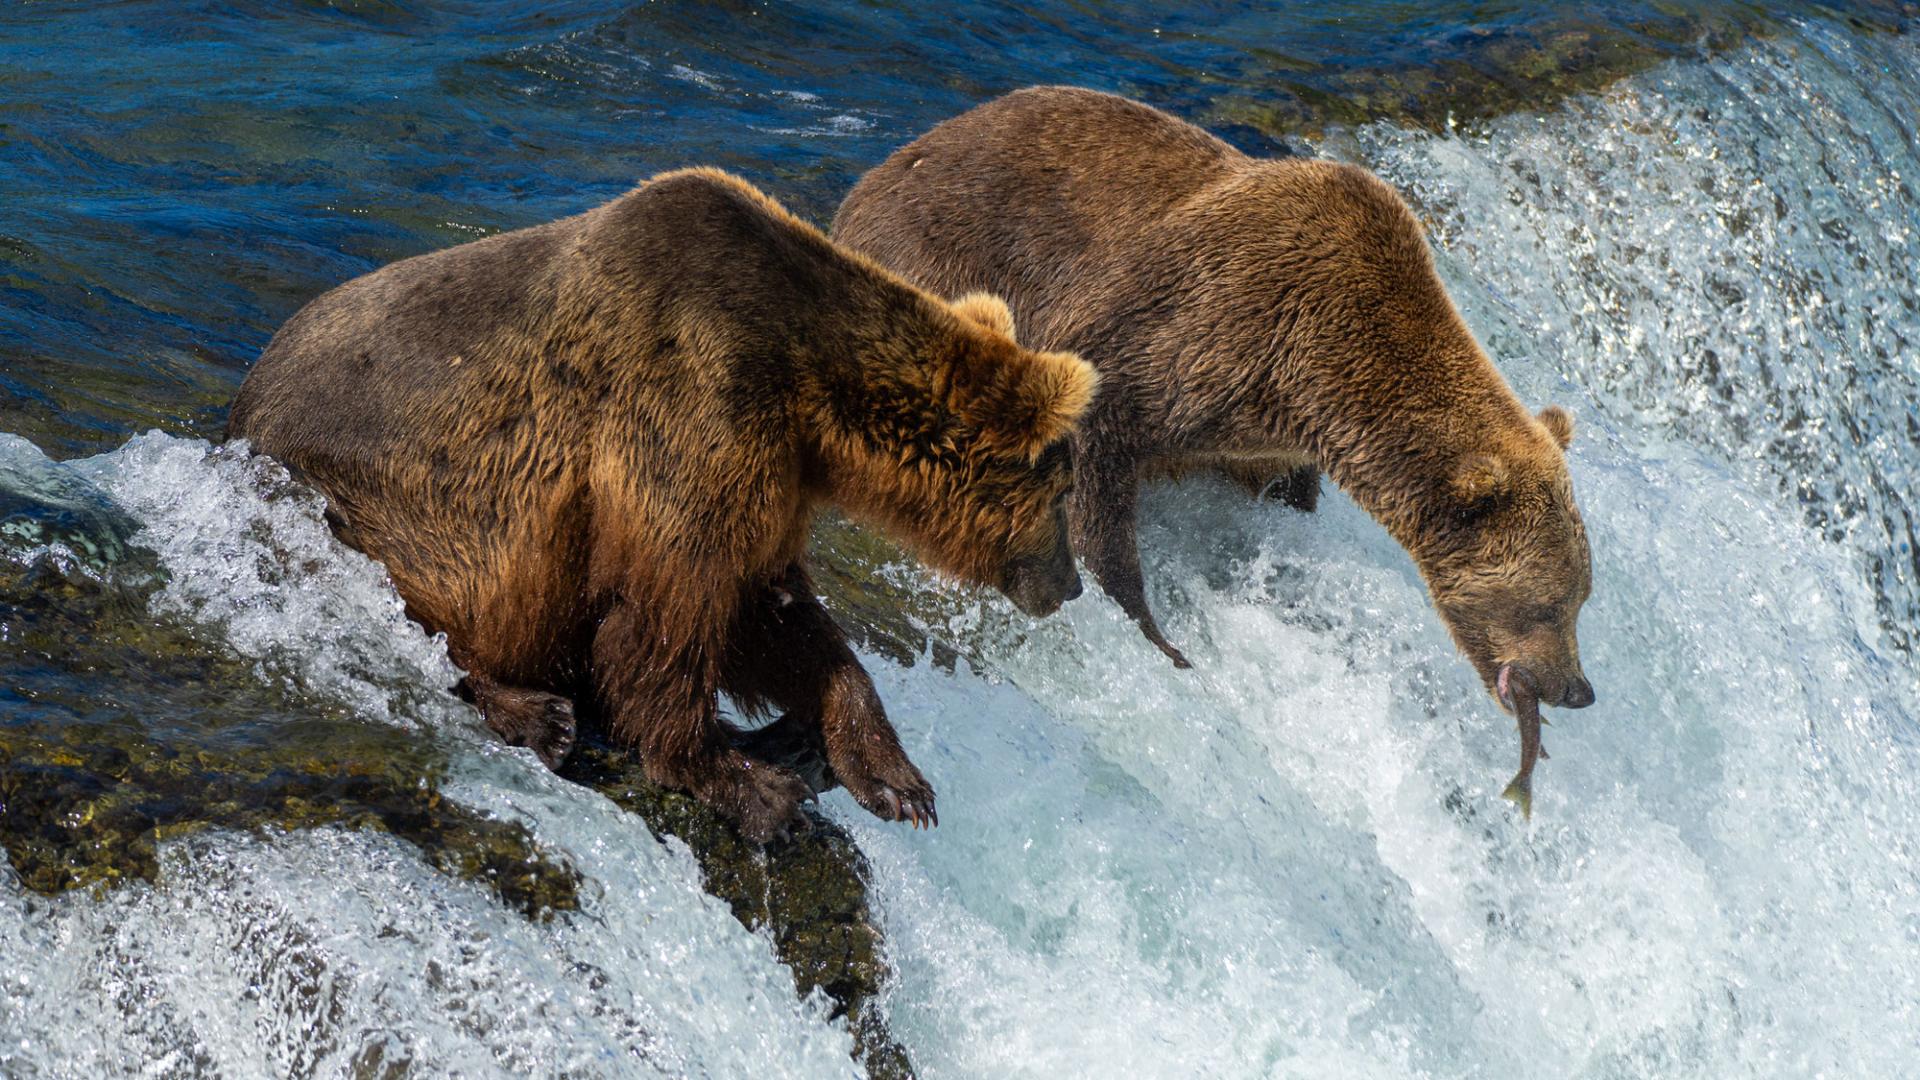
[984,349,1099,459]
[1538,406,1575,449]
[951,292,1017,339]
[1450,453,1510,504]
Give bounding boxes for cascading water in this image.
[3,9,1918,1079]
[1355,17,1920,659]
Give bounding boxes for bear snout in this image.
[1491,657,1593,713]
[1517,668,1596,711]
[1004,567,1082,617]
[1001,548,1082,617]
[1560,675,1595,709]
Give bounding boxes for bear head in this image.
[815,291,1097,617]
[1416,406,1596,713]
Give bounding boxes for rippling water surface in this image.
[3,3,1918,1077]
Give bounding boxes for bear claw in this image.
[898,794,936,829]
[879,788,936,828]
[835,742,938,829]
[529,698,577,771]
[1147,631,1192,669]
[469,682,578,771]
[875,788,934,828]
[858,779,938,829]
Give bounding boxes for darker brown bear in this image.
[228,168,1096,841]
[834,87,1595,718]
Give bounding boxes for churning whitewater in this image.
[5,18,1919,1080]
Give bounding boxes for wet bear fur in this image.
[833,87,1595,713]
[229,168,1097,840]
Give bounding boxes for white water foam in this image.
[843,423,1920,1077]
[0,813,859,1078]
[821,23,1920,1078]
[64,434,470,730]
[1352,18,1920,656]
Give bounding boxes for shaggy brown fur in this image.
[228,168,1096,841]
[834,87,1595,714]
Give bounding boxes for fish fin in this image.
[1500,778,1533,820]
[1540,744,1550,760]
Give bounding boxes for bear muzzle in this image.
[1495,662,1596,711]
[1003,564,1082,617]
[1000,542,1083,617]
[1560,676,1596,709]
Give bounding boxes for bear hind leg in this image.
[595,598,810,843]
[723,565,937,828]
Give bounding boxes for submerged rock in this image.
[0,720,583,919]
[0,544,579,916]
[0,718,913,1075]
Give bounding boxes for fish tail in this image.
[1501,777,1533,820]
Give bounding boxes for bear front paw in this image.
[472,683,578,771]
[524,696,578,771]
[833,738,938,829]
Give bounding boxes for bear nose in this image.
[1063,574,1084,602]
[1560,677,1595,709]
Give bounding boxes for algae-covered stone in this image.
[0,513,574,917]
[564,740,915,1079]
[0,718,584,919]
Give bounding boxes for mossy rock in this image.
[564,739,915,1079]
[0,719,583,919]
[0,722,915,1076]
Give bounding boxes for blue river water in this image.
[3,3,1919,1077]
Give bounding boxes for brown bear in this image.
[833,87,1595,731]
[227,167,1096,841]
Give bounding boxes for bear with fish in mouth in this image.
[834,87,1595,813]
[227,167,1096,841]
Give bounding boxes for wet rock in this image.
[563,740,915,1079]
[0,718,915,1075]
[810,512,957,671]
[0,531,586,914]
[0,720,582,919]
[811,510,1056,678]
[0,432,143,574]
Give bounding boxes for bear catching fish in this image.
[834,87,1596,813]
